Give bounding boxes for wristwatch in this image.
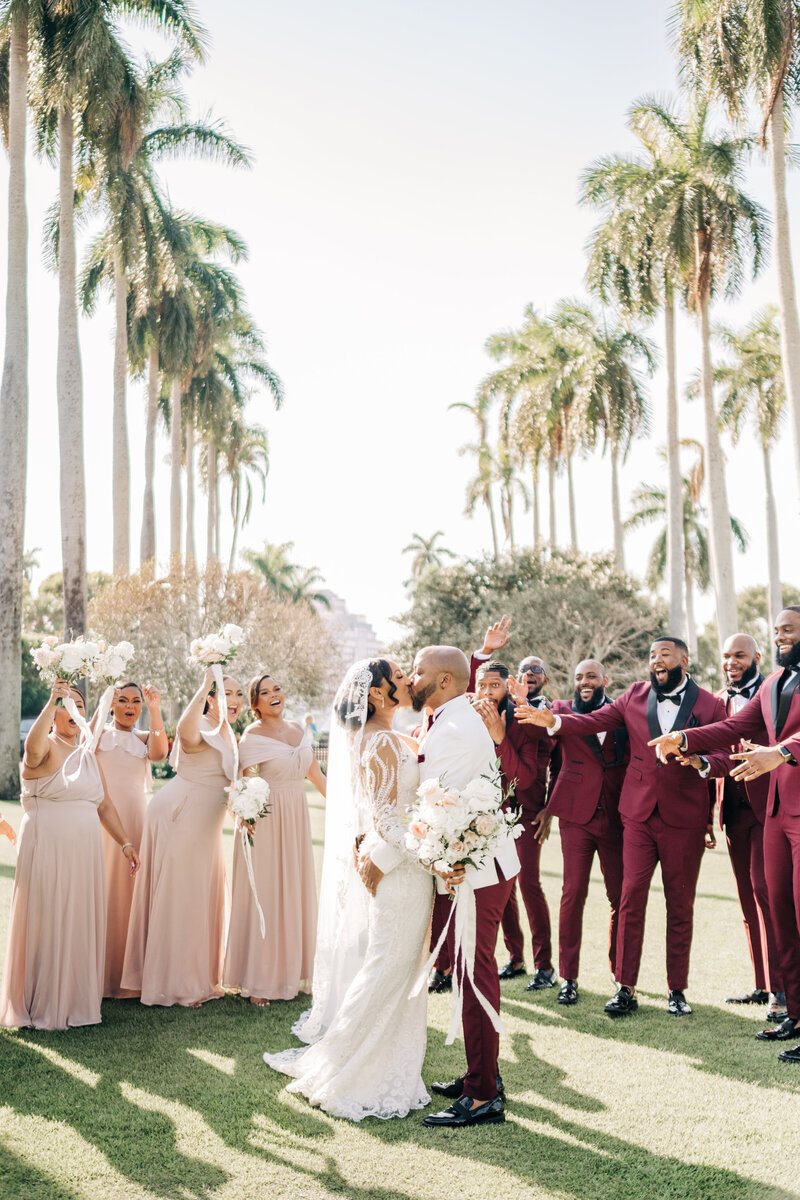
[777,744,795,765]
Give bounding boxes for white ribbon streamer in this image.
[89,685,116,754]
[61,694,93,781]
[239,823,267,939]
[410,881,504,1045]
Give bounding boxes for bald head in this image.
[722,632,761,686]
[573,658,609,708]
[410,645,471,712]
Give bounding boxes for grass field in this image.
[1,786,799,1200]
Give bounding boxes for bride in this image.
[263,657,453,1121]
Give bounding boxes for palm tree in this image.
[713,306,786,628]
[626,455,748,657]
[673,0,800,504]
[244,542,330,608]
[582,132,689,629]
[402,531,456,582]
[450,391,500,559]
[627,96,768,647]
[224,419,269,571]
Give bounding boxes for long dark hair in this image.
[335,659,398,730]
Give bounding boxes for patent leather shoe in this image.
[668,990,692,1016]
[526,968,557,991]
[498,960,526,980]
[605,986,638,1017]
[430,1074,505,1100]
[422,1095,505,1127]
[756,1017,798,1041]
[725,988,768,1005]
[427,969,452,994]
[557,979,578,1006]
[767,992,788,1021]
[778,1043,800,1063]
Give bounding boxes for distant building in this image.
[315,590,383,665]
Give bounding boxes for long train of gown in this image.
[97,729,150,998]
[0,748,106,1030]
[264,731,433,1121]
[223,726,317,1000]
[121,724,231,1006]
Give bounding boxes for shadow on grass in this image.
[0,1140,85,1200]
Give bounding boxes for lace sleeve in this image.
[362,731,414,861]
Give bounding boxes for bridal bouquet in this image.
[91,639,135,687]
[226,776,271,847]
[404,771,519,875]
[30,635,101,698]
[189,624,244,667]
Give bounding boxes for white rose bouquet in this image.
[30,634,100,694]
[404,769,519,875]
[188,624,244,667]
[91,639,135,688]
[226,776,271,847]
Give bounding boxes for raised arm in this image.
[177,668,216,752]
[142,685,169,762]
[516,696,627,738]
[23,681,70,770]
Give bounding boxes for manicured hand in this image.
[730,741,786,781]
[436,863,466,893]
[515,703,555,729]
[531,811,551,844]
[480,615,512,656]
[705,824,716,850]
[474,698,506,744]
[143,684,162,711]
[358,852,383,897]
[49,679,71,706]
[0,817,16,846]
[647,732,684,762]
[123,845,141,877]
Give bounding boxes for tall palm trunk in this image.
[664,291,685,633]
[609,438,624,570]
[0,17,29,799]
[214,469,221,562]
[112,253,130,576]
[697,282,737,648]
[140,344,159,567]
[185,420,195,563]
[769,90,800,510]
[547,447,557,549]
[565,450,577,550]
[762,438,782,630]
[685,567,698,661]
[531,458,540,548]
[207,439,217,563]
[57,104,88,637]
[169,377,182,563]
[228,473,241,571]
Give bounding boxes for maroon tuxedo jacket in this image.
[549,679,727,830]
[469,655,556,817]
[544,697,628,825]
[714,678,770,826]
[684,668,800,818]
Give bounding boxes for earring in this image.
[380,696,385,708]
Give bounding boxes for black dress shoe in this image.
[498,960,527,980]
[430,1074,505,1099]
[422,1095,505,1127]
[557,979,578,1006]
[767,992,788,1021]
[668,990,692,1016]
[756,1017,798,1041]
[726,987,769,1005]
[526,968,557,991]
[428,969,452,994]
[605,986,638,1017]
[778,1043,800,1063]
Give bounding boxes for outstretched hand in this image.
[480,615,512,656]
[730,740,786,781]
[647,732,684,763]
[514,703,555,729]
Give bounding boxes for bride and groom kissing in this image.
[262,645,520,1127]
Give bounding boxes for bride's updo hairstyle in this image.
[335,659,397,730]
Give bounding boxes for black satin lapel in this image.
[610,728,628,768]
[771,674,781,736]
[646,687,660,740]
[583,735,605,764]
[776,675,798,739]
[670,678,699,733]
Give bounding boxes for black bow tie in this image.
[655,687,686,705]
[727,684,752,698]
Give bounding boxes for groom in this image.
[410,645,520,1128]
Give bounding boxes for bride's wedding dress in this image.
[263,729,434,1121]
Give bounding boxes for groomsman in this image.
[650,608,800,1062]
[470,617,559,991]
[540,659,627,1006]
[715,634,785,1019]
[517,636,727,1016]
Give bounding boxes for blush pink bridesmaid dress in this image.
[121,722,232,1006]
[96,729,150,998]
[223,726,317,1000]
[0,747,106,1030]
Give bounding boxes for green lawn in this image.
[1,788,798,1200]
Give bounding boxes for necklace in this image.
[52,732,79,749]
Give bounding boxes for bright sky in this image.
[2,0,797,644]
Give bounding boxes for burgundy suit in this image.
[545,697,627,981]
[550,679,727,991]
[683,667,800,1017]
[713,680,781,994]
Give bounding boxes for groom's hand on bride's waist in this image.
[358,852,384,897]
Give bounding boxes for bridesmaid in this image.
[122,669,243,1007]
[96,683,168,998]
[0,680,140,1030]
[224,672,326,1005]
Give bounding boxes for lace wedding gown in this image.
[263,730,434,1121]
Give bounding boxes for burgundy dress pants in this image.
[763,798,800,1021]
[558,806,623,981]
[725,799,782,993]
[500,820,552,971]
[446,874,515,1099]
[615,809,705,992]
